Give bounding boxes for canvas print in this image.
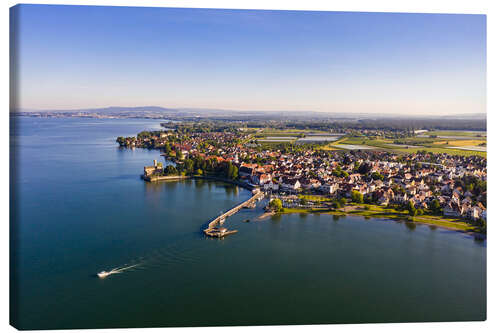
[10,4,486,330]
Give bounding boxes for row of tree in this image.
[163,155,239,180]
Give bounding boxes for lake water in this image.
[296,136,339,142]
[334,144,376,150]
[10,117,486,329]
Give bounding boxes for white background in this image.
[1,1,498,332]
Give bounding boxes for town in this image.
[116,121,487,234]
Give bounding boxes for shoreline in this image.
[256,207,485,238]
[143,174,485,239]
[144,174,258,192]
[257,211,275,220]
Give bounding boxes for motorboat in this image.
[97,271,112,278]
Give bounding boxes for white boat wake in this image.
[97,264,141,279]
[95,236,209,279]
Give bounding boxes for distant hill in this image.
[12,106,487,129]
[13,105,486,118]
[38,106,179,113]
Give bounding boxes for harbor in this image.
[203,190,265,238]
[141,160,266,238]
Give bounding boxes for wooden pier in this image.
[204,190,265,238]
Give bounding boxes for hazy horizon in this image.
[11,5,486,115]
[12,105,487,117]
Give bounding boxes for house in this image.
[405,185,417,195]
[319,183,338,194]
[301,178,321,190]
[348,173,362,184]
[239,164,255,177]
[280,179,301,191]
[378,194,390,206]
[462,197,472,206]
[467,206,482,220]
[394,192,408,203]
[262,181,279,191]
[443,202,464,217]
[251,173,272,185]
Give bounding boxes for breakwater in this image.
[142,174,191,182]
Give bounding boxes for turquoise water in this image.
[10,117,486,329]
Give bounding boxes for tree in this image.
[371,172,384,181]
[358,163,372,175]
[137,131,152,139]
[332,201,341,209]
[430,199,441,214]
[476,218,486,231]
[351,190,364,204]
[116,136,126,145]
[268,199,283,212]
[164,165,178,175]
[184,159,194,175]
[226,163,238,180]
[407,201,417,216]
[339,198,347,207]
[164,143,171,153]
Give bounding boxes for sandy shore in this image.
[257,211,275,220]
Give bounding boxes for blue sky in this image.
[11,5,486,114]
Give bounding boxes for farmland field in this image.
[251,129,486,157]
[317,134,486,157]
[424,130,486,137]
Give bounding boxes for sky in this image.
[11,4,486,115]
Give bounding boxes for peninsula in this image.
[118,118,487,235]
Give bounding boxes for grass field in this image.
[318,134,486,157]
[390,146,486,157]
[298,194,331,202]
[252,128,486,157]
[425,130,486,137]
[434,139,486,146]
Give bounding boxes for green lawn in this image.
[298,194,331,202]
[280,204,477,233]
[389,146,486,157]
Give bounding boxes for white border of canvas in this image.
[1,1,498,333]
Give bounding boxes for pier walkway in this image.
[204,190,265,237]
